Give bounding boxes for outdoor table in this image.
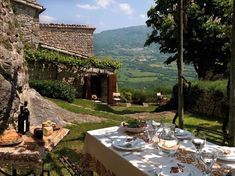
[0,127,69,176]
[82,126,235,176]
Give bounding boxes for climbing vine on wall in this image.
[24,48,121,70]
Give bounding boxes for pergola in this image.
[177,0,235,146]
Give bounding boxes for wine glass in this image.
[200,147,223,176]
[145,120,157,143]
[191,134,206,162]
[192,132,206,152]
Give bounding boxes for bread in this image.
[0,130,22,145]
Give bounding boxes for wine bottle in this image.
[18,106,26,134]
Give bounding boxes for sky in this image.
[37,0,155,33]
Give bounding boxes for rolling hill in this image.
[94,25,196,90]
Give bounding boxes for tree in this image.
[229,0,235,146]
[145,0,232,80]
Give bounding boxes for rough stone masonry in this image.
[0,0,28,132]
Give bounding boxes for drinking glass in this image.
[145,120,157,143]
[200,147,223,176]
[191,133,206,166]
[192,132,206,153]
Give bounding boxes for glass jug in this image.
[157,123,179,156]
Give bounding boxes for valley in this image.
[94,25,197,90]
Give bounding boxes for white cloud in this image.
[139,14,146,19]
[119,3,133,15]
[77,0,114,10]
[77,4,99,10]
[40,15,56,23]
[97,0,115,8]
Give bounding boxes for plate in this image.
[175,128,192,139]
[218,147,235,162]
[160,165,192,176]
[112,137,145,151]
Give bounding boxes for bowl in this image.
[122,126,146,133]
[121,121,146,133]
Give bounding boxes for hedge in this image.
[29,80,76,102]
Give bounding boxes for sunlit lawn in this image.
[45,98,222,176]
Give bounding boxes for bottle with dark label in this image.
[18,106,26,134]
[23,101,30,132]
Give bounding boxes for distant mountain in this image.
[94,25,164,60]
[94,25,196,90]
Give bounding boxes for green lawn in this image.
[44,98,222,176]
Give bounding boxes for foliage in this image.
[192,80,227,93]
[159,80,227,117]
[29,80,76,102]
[121,91,132,103]
[145,0,232,79]
[24,48,121,70]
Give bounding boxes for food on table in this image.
[121,119,146,128]
[0,129,22,146]
[43,126,53,136]
[170,166,183,173]
[221,147,231,155]
[42,120,56,127]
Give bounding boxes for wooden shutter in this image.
[83,76,92,99]
[107,74,117,104]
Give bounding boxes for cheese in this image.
[43,126,53,136]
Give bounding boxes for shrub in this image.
[121,91,132,102]
[132,90,147,104]
[158,80,228,117]
[29,80,76,102]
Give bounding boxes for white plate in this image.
[112,137,145,151]
[160,165,192,176]
[175,128,192,139]
[218,147,235,162]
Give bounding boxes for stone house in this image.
[11,0,118,103]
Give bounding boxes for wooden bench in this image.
[195,126,233,146]
[59,155,83,176]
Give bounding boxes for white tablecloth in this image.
[83,126,235,176]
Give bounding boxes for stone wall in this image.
[39,24,96,57]
[0,0,28,131]
[11,0,43,47]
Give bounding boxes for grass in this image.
[44,98,223,175]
